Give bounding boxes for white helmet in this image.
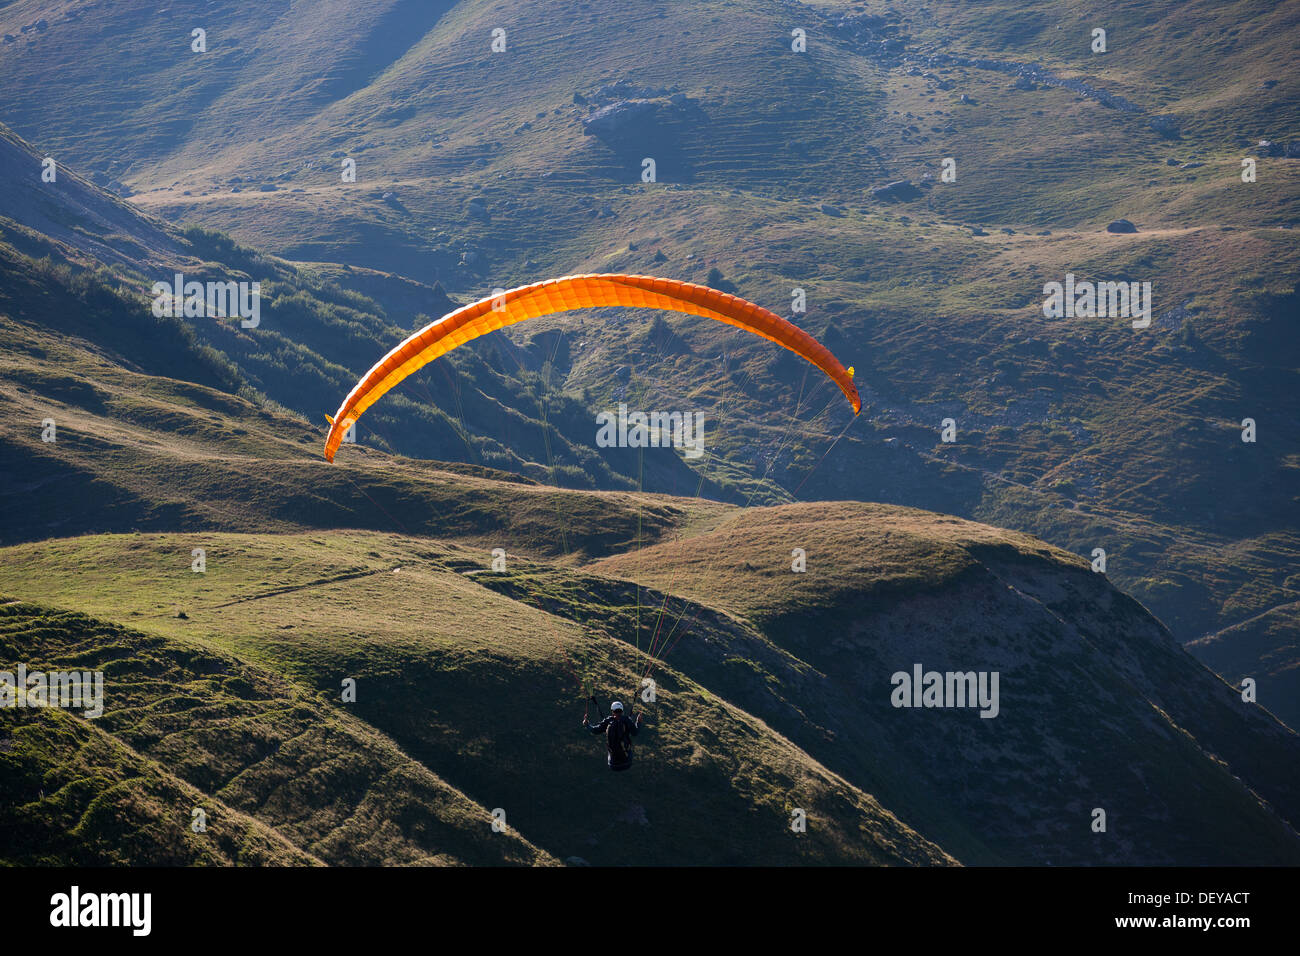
[610,701,624,712]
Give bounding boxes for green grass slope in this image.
[0,0,1297,862]
[591,502,1300,864]
[4,1,1293,710]
[0,541,953,866]
[0,600,555,865]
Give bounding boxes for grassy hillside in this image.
[0,0,1297,864]
[0,553,953,866]
[1,2,1294,711]
[2,509,1296,865]
[0,600,556,865]
[590,502,1300,863]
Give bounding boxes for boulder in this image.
[1106,219,1138,234]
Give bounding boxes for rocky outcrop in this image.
[582,99,662,139]
[872,180,923,202]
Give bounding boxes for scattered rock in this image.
[1156,299,1195,332]
[819,202,845,217]
[1106,219,1138,234]
[1165,158,1180,166]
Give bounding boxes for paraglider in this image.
[584,698,641,772]
[323,273,861,461]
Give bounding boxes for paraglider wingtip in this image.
[325,413,335,425]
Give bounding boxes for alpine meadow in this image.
[0,0,1297,905]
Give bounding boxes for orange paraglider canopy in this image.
[323,273,860,461]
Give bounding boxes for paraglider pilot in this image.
[584,698,641,772]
